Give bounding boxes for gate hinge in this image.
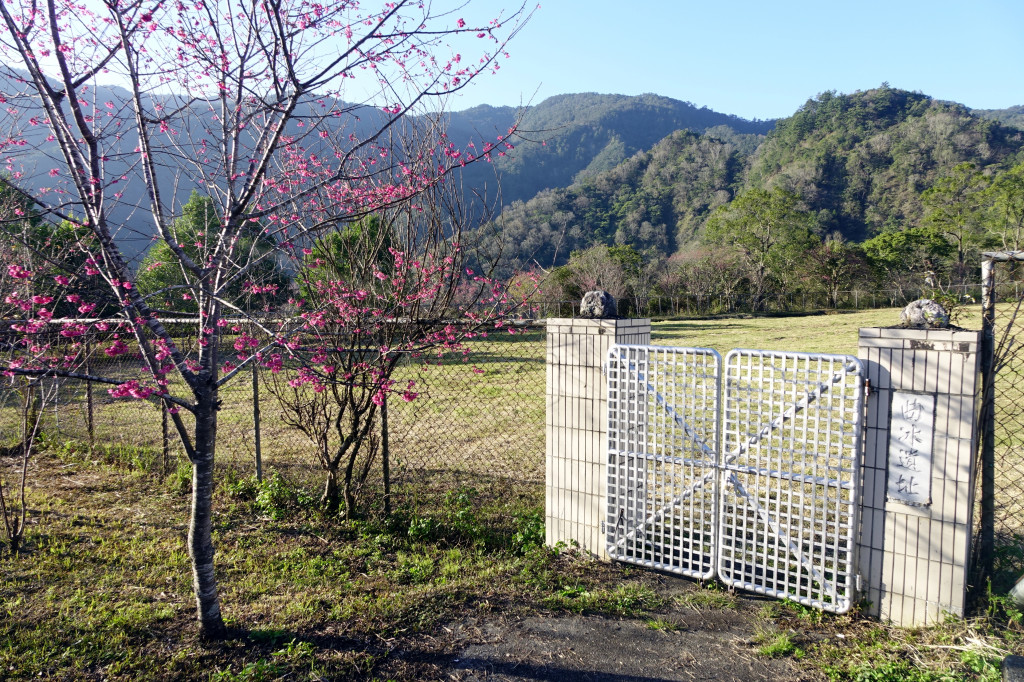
[855,574,862,592]
[864,379,872,398]
[602,361,607,376]
[600,520,606,534]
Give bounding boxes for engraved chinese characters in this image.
[887,392,936,506]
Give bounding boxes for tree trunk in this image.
[342,468,356,521]
[322,467,341,513]
[8,522,21,554]
[342,434,367,521]
[190,392,227,640]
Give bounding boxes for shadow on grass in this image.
[653,321,749,334]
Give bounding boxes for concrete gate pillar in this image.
[858,327,981,627]
[545,318,651,557]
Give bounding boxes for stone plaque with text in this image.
[887,391,935,506]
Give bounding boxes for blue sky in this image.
[447,0,1024,119]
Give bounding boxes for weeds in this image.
[170,459,192,493]
[811,618,1013,681]
[397,486,546,556]
[784,598,824,625]
[0,447,577,679]
[225,471,317,520]
[542,582,664,617]
[511,508,545,555]
[646,617,682,632]
[44,435,166,477]
[960,649,1000,679]
[744,589,1023,679]
[986,586,1024,629]
[210,659,283,682]
[756,630,804,659]
[7,424,1024,680]
[675,583,738,611]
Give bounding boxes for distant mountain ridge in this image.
[5,69,1021,273]
[0,72,772,261]
[449,92,774,207]
[972,105,1024,131]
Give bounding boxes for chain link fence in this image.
[13,280,1021,590]
[975,261,1024,593]
[385,323,545,501]
[0,322,547,511]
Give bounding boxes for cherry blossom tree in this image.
[0,182,64,557]
[265,182,517,519]
[0,0,531,638]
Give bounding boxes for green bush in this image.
[511,509,545,554]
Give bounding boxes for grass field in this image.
[0,325,550,503]
[652,305,984,355]
[0,303,1007,525]
[2,421,1020,680]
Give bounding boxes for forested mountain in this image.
[488,87,1024,275]
[489,129,752,270]
[450,93,775,207]
[973,105,1024,131]
[5,67,1020,296]
[0,70,772,262]
[749,89,1024,241]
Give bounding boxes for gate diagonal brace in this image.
[612,351,717,460]
[609,350,716,552]
[725,472,837,602]
[611,356,858,553]
[723,358,860,467]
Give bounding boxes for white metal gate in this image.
[606,345,864,614]
[606,345,721,579]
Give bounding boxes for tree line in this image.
[528,160,1024,316]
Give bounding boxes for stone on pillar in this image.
[546,317,651,557]
[857,327,980,627]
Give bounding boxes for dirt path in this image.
[447,615,813,681]
[437,578,823,681]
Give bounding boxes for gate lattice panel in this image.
[606,345,864,614]
[606,345,721,579]
[719,350,864,614]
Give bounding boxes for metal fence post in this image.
[85,340,94,456]
[161,401,169,476]
[381,395,391,517]
[979,258,997,580]
[252,363,263,482]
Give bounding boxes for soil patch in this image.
[439,582,822,681]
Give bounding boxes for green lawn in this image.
[652,305,984,356]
